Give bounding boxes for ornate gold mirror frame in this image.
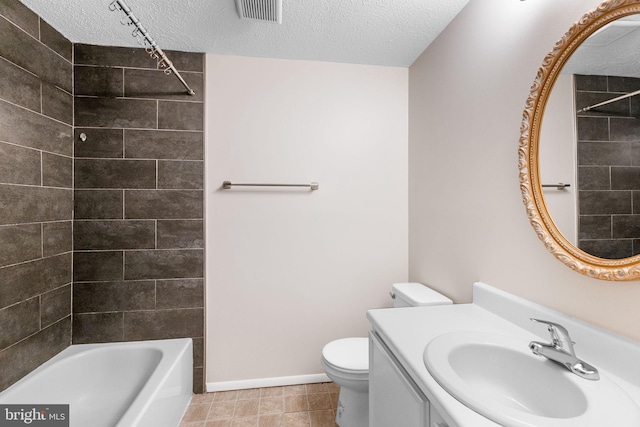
[519,0,640,280]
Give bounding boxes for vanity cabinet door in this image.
[369,332,429,427]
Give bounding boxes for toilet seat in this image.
[322,338,368,373]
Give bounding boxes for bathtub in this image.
[0,338,192,427]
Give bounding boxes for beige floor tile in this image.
[214,390,239,402]
[208,401,237,420]
[257,414,282,427]
[231,416,258,427]
[305,384,328,394]
[284,394,309,413]
[309,410,337,427]
[282,412,311,427]
[261,386,284,398]
[235,399,260,418]
[259,397,285,415]
[325,383,339,394]
[283,384,306,396]
[182,382,339,427]
[192,393,216,405]
[328,393,338,408]
[307,394,332,411]
[238,388,261,400]
[182,404,211,423]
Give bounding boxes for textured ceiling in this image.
[563,16,640,78]
[18,0,470,67]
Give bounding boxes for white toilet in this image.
[321,283,452,427]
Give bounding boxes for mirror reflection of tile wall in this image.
[575,74,640,259]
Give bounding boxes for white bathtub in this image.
[0,338,193,427]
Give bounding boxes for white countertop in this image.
[366,282,640,427]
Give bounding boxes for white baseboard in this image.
[206,373,331,392]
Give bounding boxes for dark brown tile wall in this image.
[576,74,640,258]
[0,0,73,392]
[0,2,205,395]
[73,44,205,393]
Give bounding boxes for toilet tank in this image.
[391,282,452,308]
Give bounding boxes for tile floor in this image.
[180,382,340,427]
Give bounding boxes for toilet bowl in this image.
[321,283,452,427]
[322,338,369,427]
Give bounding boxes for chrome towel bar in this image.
[223,181,319,190]
[542,183,570,190]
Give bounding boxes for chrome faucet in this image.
[528,318,600,381]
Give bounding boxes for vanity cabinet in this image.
[369,332,452,427]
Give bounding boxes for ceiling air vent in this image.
[235,0,282,24]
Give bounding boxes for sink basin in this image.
[424,331,640,427]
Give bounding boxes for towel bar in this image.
[222,181,319,190]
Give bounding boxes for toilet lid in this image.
[322,337,368,371]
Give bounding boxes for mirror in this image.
[519,0,640,280]
[542,13,640,258]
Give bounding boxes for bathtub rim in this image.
[0,338,193,427]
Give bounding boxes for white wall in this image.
[409,0,640,341]
[205,55,408,388]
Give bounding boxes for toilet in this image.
[321,283,452,427]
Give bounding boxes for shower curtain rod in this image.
[577,88,640,113]
[109,0,195,96]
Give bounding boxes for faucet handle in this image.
[530,318,575,355]
[530,318,570,335]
